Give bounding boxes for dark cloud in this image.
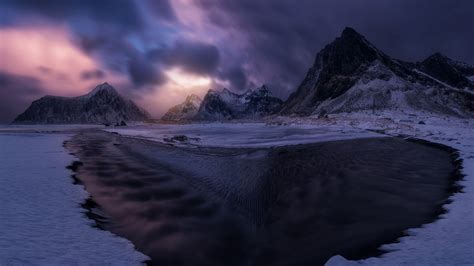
[80,69,105,80]
[0,72,45,122]
[196,0,474,97]
[0,0,144,30]
[128,54,166,87]
[149,39,220,75]
[145,0,176,22]
[1,0,473,117]
[218,66,248,92]
[0,0,176,89]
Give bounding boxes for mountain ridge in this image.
[194,85,283,120]
[161,94,202,121]
[280,27,473,117]
[13,82,150,124]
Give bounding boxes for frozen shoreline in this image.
[104,122,384,148]
[66,130,457,265]
[0,133,147,265]
[103,112,473,265]
[281,111,474,266]
[0,111,472,265]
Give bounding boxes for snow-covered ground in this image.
[0,133,147,265]
[105,123,382,148]
[1,111,472,265]
[295,111,474,266]
[0,124,103,133]
[106,111,473,265]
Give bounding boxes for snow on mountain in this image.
[161,94,202,121]
[194,85,283,120]
[280,27,474,117]
[417,52,474,90]
[12,82,150,124]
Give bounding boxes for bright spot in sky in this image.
[165,68,211,88]
[0,26,102,96]
[138,68,212,117]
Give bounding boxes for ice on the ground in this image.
[0,133,148,265]
[105,123,383,148]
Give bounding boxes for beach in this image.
[0,133,147,265]
[65,130,457,266]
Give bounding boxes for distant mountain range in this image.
[13,83,150,124]
[193,85,283,120]
[280,27,473,116]
[162,85,282,121]
[161,94,202,121]
[166,27,473,121]
[13,27,474,124]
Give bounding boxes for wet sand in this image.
[65,131,458,266]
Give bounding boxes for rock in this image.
[318,109,328,119]
[115,121,127,127]
[163,135,194,143]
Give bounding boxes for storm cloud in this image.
[81,69,105,80]
[128,54,166,87]
[0,0,144,29]
[0,0,473,121]
[150,39,220,75]
[195,0,474,96]
[0,72,45,122]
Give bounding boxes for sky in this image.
[0,0,473,122]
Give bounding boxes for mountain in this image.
[195,85,283,120]
[417,53,474,90]
[13,82,150,124]
[161,94,202,121]
[280,27,474,117]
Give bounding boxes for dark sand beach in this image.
[65,131,457,266]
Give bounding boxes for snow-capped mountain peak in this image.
[161,94,203,121]
[280,27,474,117]
[417,53,474,90]
[194,85,283,120]
[86,82,119,97]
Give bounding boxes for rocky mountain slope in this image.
[13,83,150,124]
[195,85,283,120]
[417,53,474,90]
[161,94,202,121]
[280,27,474,117]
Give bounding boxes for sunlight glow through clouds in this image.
[0,26,114,96]
[165,68,211,87]
[136,68,211,117]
